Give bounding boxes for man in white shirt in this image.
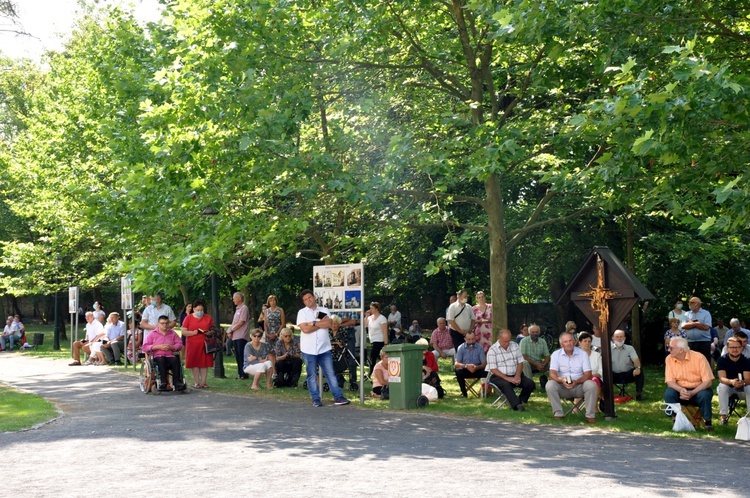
[141,293,177,330]
[545,332,598,423]
[447,290,476,351]
[297,289,350,407]
[69,312,105,366]
[102,312,126,365]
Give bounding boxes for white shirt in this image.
[588,349,602,378]
[367,314,388,342]
[447,302,473,332]
[387,311,402,329]
[142,303,176,327]
[85,320,105,342]
[296,305,332,355]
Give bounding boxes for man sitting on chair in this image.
[546,332,598,423]
[611,329,644,401]
[487,329,535,411]
[519,324,550,388]
[142,315,186,391]
[717,336,750,425]
[664,336,714,431]
[454,331,486,397]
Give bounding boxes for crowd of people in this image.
[54,288,749,430]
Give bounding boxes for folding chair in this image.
[682,404,705,430]
[486,373,522,410]
[466,377,483,397]
[613,382,633,403]
[563,397,585,418]
[727,393,746,422]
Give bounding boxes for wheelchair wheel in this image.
[349,382,358,392]
[323,382,330,392]
[302,380,308,390]
[416,395,429,408]
[139,360,154,394]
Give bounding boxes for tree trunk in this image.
[486,173,508,340]
[178,284,189,308]
[626,214,641,356]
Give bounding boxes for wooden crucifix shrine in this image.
[557,246,654,420]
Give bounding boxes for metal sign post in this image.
[68,287,79,354]
[120,278,133,367]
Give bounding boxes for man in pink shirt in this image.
[142,315,186,391]
[430,317,455,364]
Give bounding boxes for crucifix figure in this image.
[580,256,620,337]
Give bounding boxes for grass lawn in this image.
[17,324,745,439]
[0,384,58,432]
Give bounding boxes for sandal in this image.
[250,385,260,390]
[194,384,202,389]
[68,360,82,366]
[202,384,209,389]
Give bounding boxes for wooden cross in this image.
[579,256,620,335]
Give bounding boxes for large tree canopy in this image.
[1,0,749,338]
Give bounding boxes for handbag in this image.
[203,327,220,355]
[736,415,750,440]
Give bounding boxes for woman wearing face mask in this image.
[92,302,106,325]
[668,299,688,327]
[181,300,215,388]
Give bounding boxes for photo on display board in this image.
[315,289,345,310]
[344,290,361,309]
[347,268,362,286]
[330,269,345,287]
[314,271,324,287]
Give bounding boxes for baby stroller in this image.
[303,331,366,392]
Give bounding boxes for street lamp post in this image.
[201,205,225,378]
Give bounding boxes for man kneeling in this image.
[546,332,598,423]
[142,315,186,391]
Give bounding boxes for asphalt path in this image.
[1,354,748,497]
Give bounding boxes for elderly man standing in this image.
[141,293,177,330]
[487,330,535,411]
[664,336,714,431]
[681,296,712,364]
[454,331,486,397]
[546,332,598,423]
[227,292,251,380]
[68,312,105,366]
[611,329,644,401]
[717,336,750,425]
[447,290,476,351]
[520,324,550,388]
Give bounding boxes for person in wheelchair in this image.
[142,315,187,391]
